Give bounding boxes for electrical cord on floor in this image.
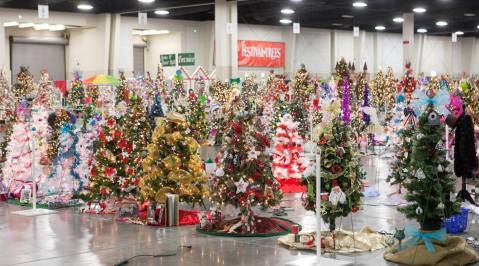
[114,245,192,266]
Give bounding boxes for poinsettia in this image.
[105,167,116,177]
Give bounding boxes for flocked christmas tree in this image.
[210,112,282,234]
[272,114,306,192]
[398,105,461,230]
[303,101,364,231]
[140,112,208,204]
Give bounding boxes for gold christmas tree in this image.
[371,69,387,110]
[13,66,35,99]
[384,67,397,110]
[140,112,208,204]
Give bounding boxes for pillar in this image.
[402,13,414,68]
[215,0,238,81]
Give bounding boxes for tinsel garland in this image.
[342,78,351,125]
[362,83,370,125]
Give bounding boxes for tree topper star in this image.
[234,178,249,194]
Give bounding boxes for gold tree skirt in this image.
[384,236,479,266]
[278,227,389,253]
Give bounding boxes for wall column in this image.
[215,0,237,81]
[402,13,414,68]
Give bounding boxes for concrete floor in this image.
[1,155,478,266]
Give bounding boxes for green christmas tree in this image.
[398,105,461,230]
[386,123,415,193]
[67,71,85,107]
[289,65,313,138]
[140,112,208,204]
[13,66,36,99]
[187,94,209,143]
[116,72,130,104]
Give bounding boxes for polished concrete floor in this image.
[1,155,479,266]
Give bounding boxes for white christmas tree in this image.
[272,114,307,192]
[74,117,99,188]
[30,108,51,185]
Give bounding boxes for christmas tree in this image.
[116,72,130,104]
[398,105,461,230]
[371,69,387,110]
[12,66,36,99]
[140,112,208,204]
[210,112,282,233]
[397,63,417,102]
[384,67,397,110]
[335,58,350,98]
[67,71,85,108]
[0,70,14,163]
[270,76,290,134]
[35,70,59,108]
[386,123,415,193]
[303,101,364,231]
[289,65,313,138]
[272,114,307,192]
[240,76,258,111]
[186,93,209,143]
[30,107,51,184]
[47,109,75,161]
[40,123,82,203]
[148,92,165,127]
[2,102,33,192]
[75,117,99,189]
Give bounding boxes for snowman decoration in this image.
[328,180,346,206]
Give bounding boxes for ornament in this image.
[215,168,225,177]
[234,178,249,194]
[404,152,408,159]
[437,202,445,210]
[415,169,426,179]
[437,164,444,172]
[427,110,440,126]
[416,206,423,215]
[247,147,260,161]
[328,180,346,205]
[416,133,424,140]
[162,155,181,170]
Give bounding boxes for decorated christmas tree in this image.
[303,101,364,232]
[12,66,36,99]
[289,65,313,138]
[398,105,461,230]
[0,70,14,163]
[148,92,165,127]
[397,63,417,102]
[371,69,387,110]
[187,93,209,143]
[75,117,99,189]
[116,72,130,104]
[40,123,82,203]
[35,70,59,108]
[335,58,350,98]
[140,112,208,204]
[384,67,397,110]
[47,109,75,161]
[209,112,282,234]
[30,107,51,185]
[270,76,290,134]
[67,71,85,107]
[272,114,307,192]
[240,76,258,111]
[386,122,415,193]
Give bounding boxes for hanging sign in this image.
[452,33,457,43]
[238,40,285,68]
[293,23,300,34]
[138,12,147,25]
[178,53,195,66]
[226,23,233,35]
[38,4,49,19]
[160,54,176,67]
[353,26,359,37]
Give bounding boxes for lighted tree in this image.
[210,113,282,234]
[140,112,208,204]
[386,123,415,193]
[67,71,85,107]
[289,65,313,138]
[116,72,130,104]
[75,117,99,189]
[12,66,36,99]
[397,63,417,102]
[398,105,461,230]
[384,67,397,110]
[335,58,350,98]
[270,76,290,134]
[371,69,387,110]
[187,93,209,143]
[47,109,75,161]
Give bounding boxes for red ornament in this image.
[126,167,135,175]
[100,187,107,196]
[105,167,116,177]
[114,130,123,139]
[90,168,97,177]
[352,207,359,213]
[107,118,116,128]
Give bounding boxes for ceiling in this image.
[1,0,479,36]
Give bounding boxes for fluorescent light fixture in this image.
[3,21,19,27]
[352,1,367,7]
[280,19,292,24]
[417,28,427,33]
[138,0,154,2]
[49,24,65,31]
[34,23,50,30]
[464,13,476,17]
[413,7,426,13]
[332,23,343,26]
[375,25,386,31]
[477,25,479,29]
[281,8,295,14]
[19,23,34,28]
[290,0,302,2]
[455,31,464,35]
[154,10,169,15]
[133,29,170,36]
[78,4,93,10]
[393,17,404,23]
[436,21,448,26]
[342,14,354,18]
[430,71,437,77]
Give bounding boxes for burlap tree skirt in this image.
[384,236,479,266]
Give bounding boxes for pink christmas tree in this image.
[272,114,307,193]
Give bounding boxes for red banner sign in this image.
[238,40,285,68]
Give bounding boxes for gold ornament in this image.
[165,132,183,145]
[166,112,186,123]
[168,169,192,184]
[162,154,181,170]
[187,156,202,172]
[184,137,200,152]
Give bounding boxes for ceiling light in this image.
[342,14,354,18]
[455,31,464,35]
[138,0,154,2]
[417,28,428,33]
[393,17,404,23]
[280,19,292,24]
[133,29,170,36]
[34,23,50,30]
[154,10,169,15]
[3,21,19,27]
[19,23,34,28]
[290,0,303,2]
[413,7,426,13]
[375,25,386,31]
[436,21,448,26]
[281,8,295,14]
[477,25,479,29]
[78,4,93,10]
[49,24,65,31]
[332,23,343,26]
[464,13,476,17]
[352,1,367,8]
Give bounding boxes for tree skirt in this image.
[384,235,479,266]
[7,199,81,209]
[278,227,389,253]
[116,209,202,226]
[196,216,300,237]
[278,178,307,193]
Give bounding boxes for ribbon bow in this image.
[402,225,446,253]
[411,89,450,117]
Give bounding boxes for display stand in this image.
[285,153,352,266]
[12,108,56,217]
